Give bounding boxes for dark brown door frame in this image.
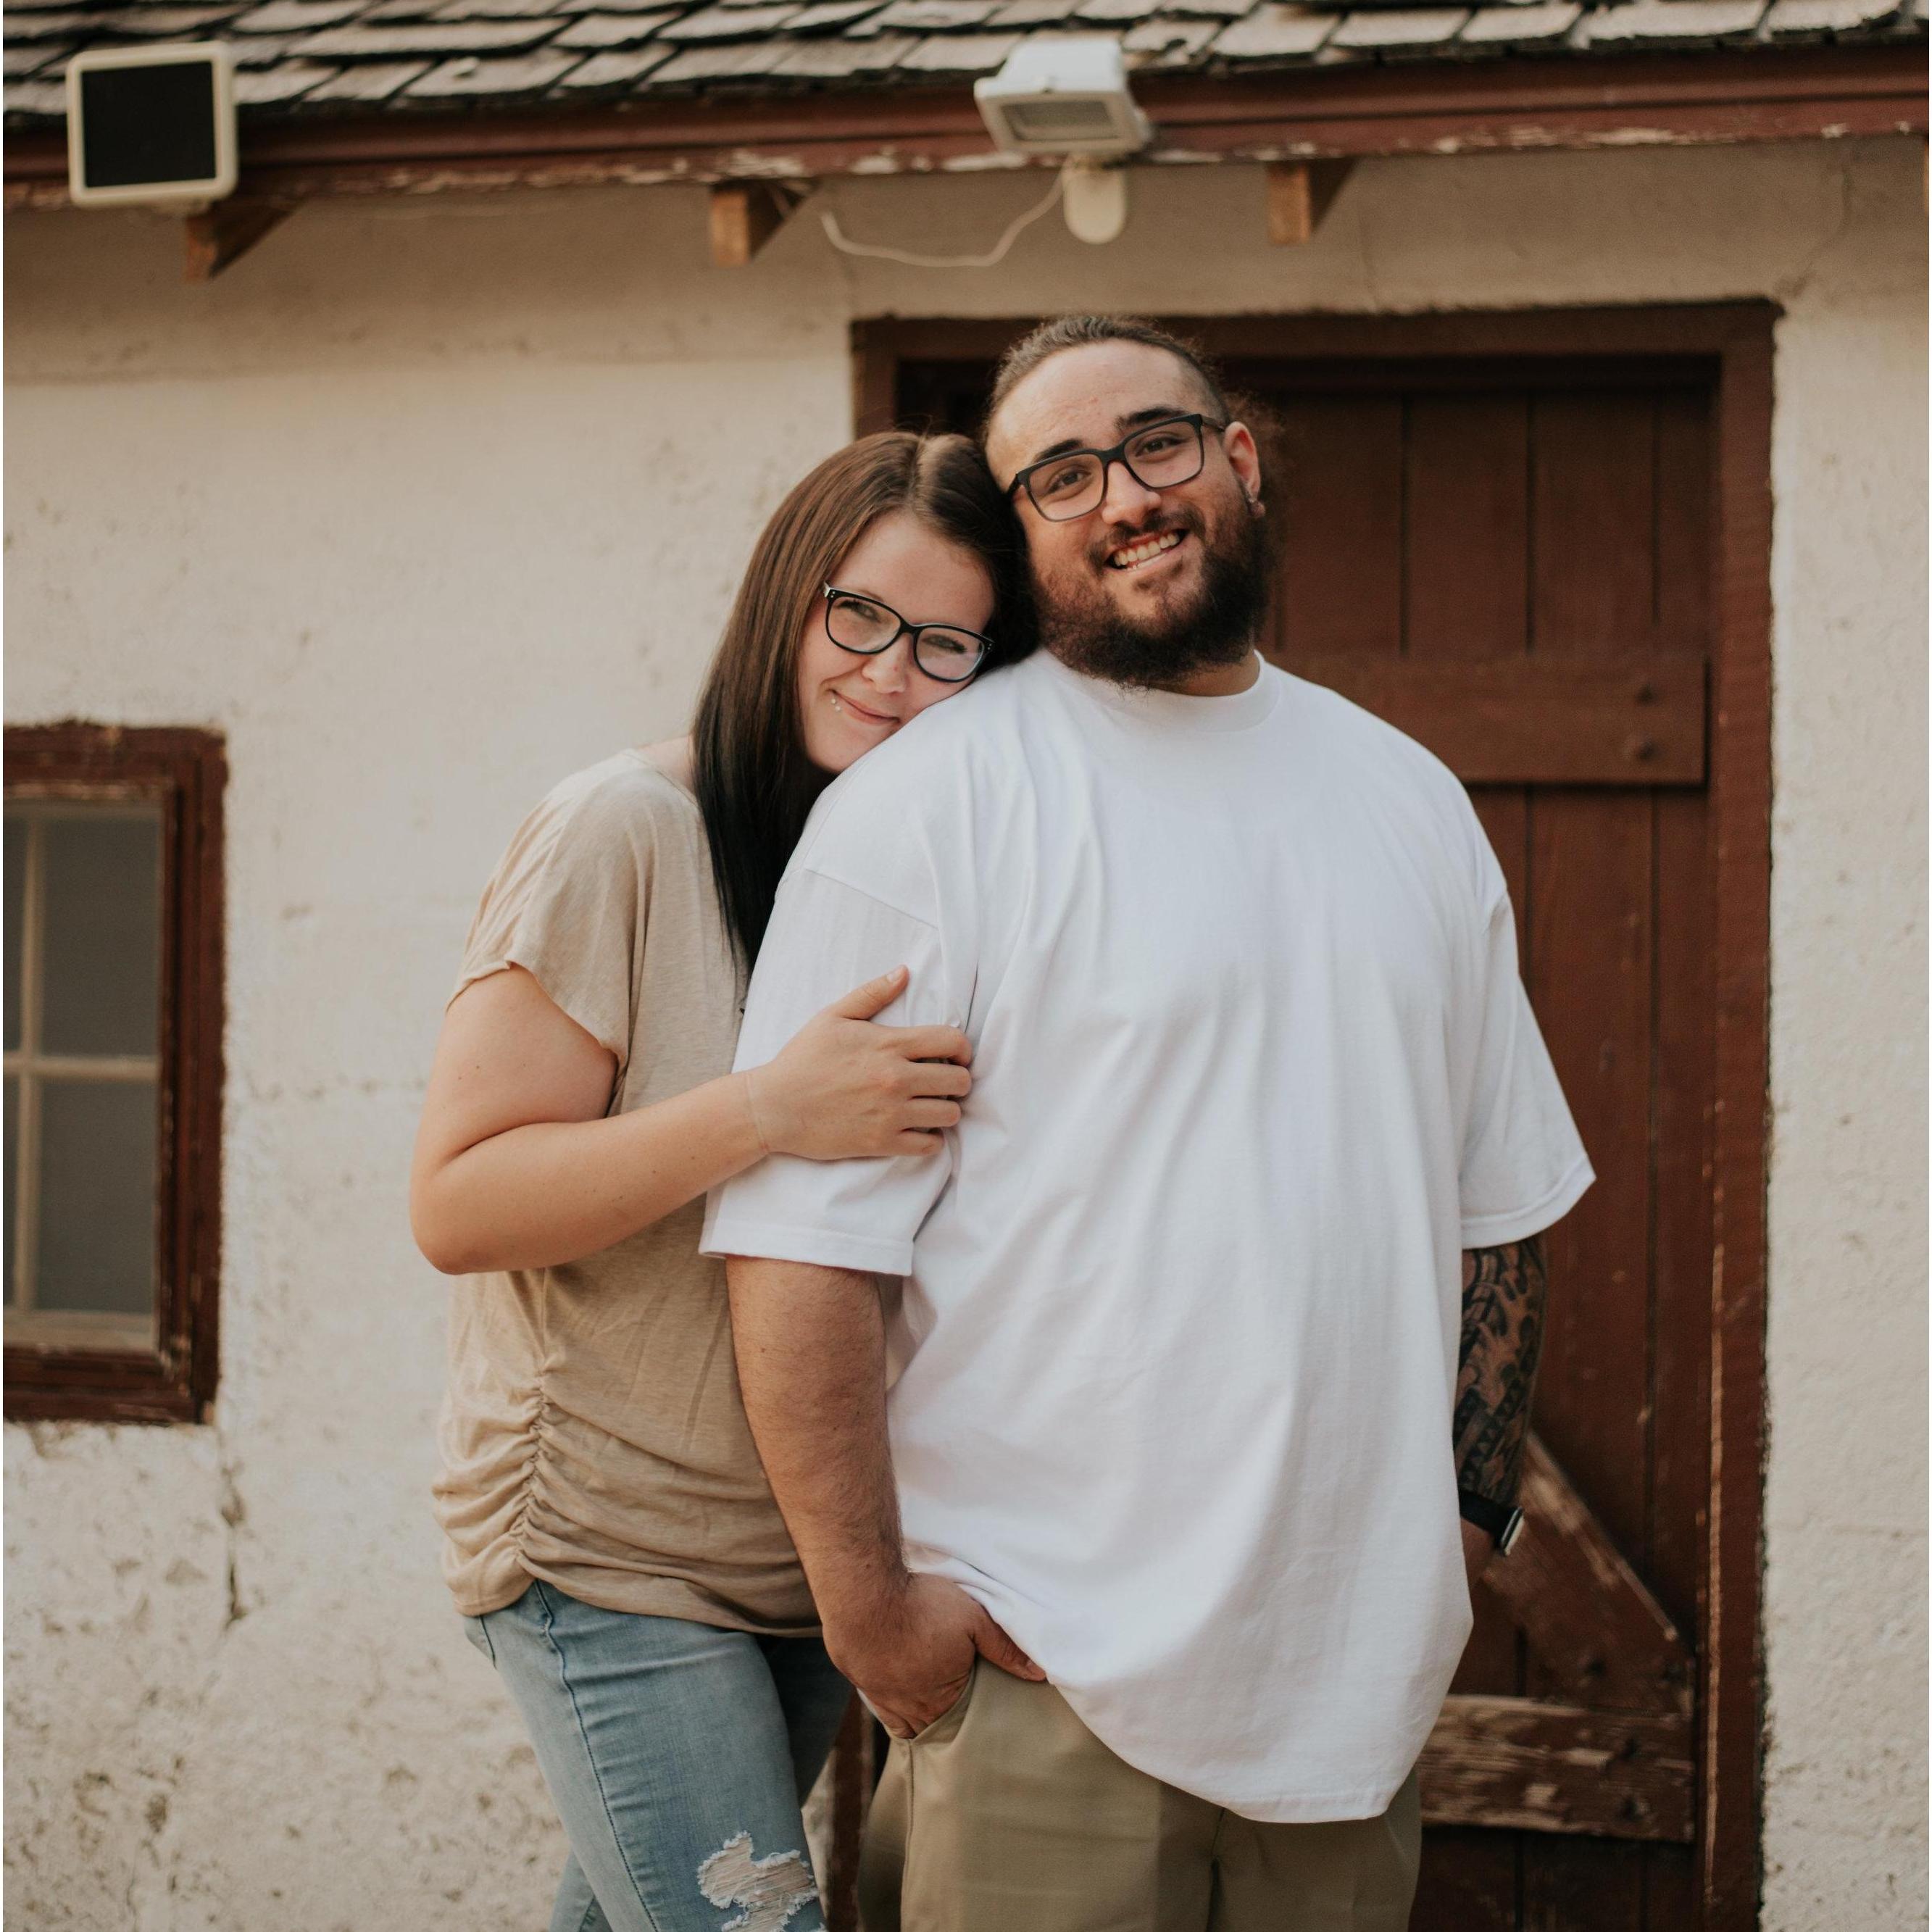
[854,303,1774,1931]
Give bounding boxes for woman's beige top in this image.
[432,750,816,1633]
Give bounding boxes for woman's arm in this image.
[409,962,968,1276]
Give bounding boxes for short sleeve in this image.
[700,865,965,1278]
[1457,891,1594,1248]
[451,773,650,1072]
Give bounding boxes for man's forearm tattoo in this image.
[1454,1236,1548,1509]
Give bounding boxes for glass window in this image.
[4,725,224,1424]
[4,801,165,1350]
[41,813,162,1058]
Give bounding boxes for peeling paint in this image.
[936,149,1030,172]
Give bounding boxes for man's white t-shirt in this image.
[703,649,1591,1823]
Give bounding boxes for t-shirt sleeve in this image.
[700,864,963,1278]
[451,776,648,1072]
[1457,887,1595,1249]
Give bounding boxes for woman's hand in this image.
[743,965,972,1161]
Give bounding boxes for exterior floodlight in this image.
[66,43,237,209]
[975,37,1151,162]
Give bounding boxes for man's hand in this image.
[1460,1517,1495,1596]
[829,1573,1044,1740]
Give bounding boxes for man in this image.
[703,316,1592,1930]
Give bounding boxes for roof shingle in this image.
[891,24,1020,59]
[1209,1,1333,53]
[402,42,581,83]
[232,1,365,31]
[1762,0,1899,33]
[293,13,557,46]
[2,0,1915,128]
[551,40,672,75]
[1581,0,1767,41]
[656,1,799,37]
[1327,3,1466,42]
[299,54,433,90]
[554,11,676,45]
[1457,1,1579,43]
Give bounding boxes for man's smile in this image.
[1104,528,1187,573]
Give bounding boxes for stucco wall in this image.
[4,133,1923,1931]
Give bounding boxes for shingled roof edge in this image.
[5,38,1924,197]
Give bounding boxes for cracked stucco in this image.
[3,136,1923,1931]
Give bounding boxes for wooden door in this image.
[844,310,1773,1932]
[1255,357,1711,1932]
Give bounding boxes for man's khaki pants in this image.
[858,1661,1423,1932]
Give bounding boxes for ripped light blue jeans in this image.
[464,1581,853,1932]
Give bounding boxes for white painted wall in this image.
[4,133,1923,1931]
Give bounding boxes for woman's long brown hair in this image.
[692,430,1031,967]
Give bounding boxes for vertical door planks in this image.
[1405,390,1536,1920]
[1520,385,1665,1932]
[1275,394,1405,663]
[1405,392,1531,665]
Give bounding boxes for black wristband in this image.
[1457,1487,1524,1554]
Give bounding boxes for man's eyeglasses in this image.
[820,584,991,685]
[1007,414,1228,523]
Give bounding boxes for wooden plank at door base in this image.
[1288,655,1707,785]
[1420,1696,1695,1841]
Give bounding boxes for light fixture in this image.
[975,37,1149,246]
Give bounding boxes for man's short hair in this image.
[984,316,1232,443]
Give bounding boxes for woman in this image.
[412,432,1029,1932]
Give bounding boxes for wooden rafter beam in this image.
[1265,159,1354,243]
[707,180,809,267]
[181,196,296,282]
[4,44,1923,209]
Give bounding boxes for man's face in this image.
[986,341,1269,688]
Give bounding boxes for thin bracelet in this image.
[737,1069,774,1157]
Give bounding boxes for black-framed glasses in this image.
[820,584,991,686]
[1007,413,1228,522]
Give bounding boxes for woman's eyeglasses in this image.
[821,585,991,686]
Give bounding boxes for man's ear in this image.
[1222,420,1264,514]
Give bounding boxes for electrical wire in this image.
[819,163,1066,270]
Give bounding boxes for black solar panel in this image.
[77,58,217,189]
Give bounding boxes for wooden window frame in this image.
[4,723,225,1425]
[852,304,1774,1931]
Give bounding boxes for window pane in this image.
[36,1078,157,1320]
[3,1075,17,1308]
[4,814,25,1053]
[40,811,162,1058]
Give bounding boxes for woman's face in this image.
[797,509,995,775]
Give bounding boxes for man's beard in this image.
[1038,501,1272,691]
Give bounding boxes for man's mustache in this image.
[1085,511,1202,567]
